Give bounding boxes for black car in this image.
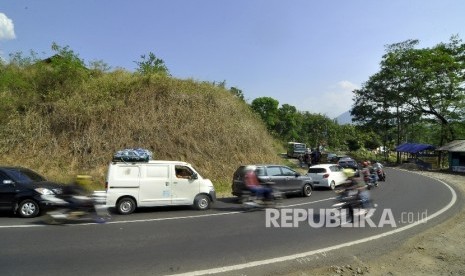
[0,166,64,218]
[337,157,359,171]
[232,164,313,198]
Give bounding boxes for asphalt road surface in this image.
[0,168,460,276]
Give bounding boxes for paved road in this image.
[0,168,460,276]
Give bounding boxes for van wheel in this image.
[116,197,136,215]
[302,184,312,197]
[18,199,40,218]
[194,195,210,210]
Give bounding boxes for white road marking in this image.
[0,197,334,228]
[167,176,457,276]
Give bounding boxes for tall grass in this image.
[0,70,282,195]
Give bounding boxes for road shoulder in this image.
[281,170,465,276]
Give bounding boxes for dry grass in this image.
[0,72,282,195]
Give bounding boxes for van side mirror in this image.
[191,173,198,180]
[295,172,301,177]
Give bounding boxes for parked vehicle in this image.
[337,157,359,171]
[232,164,313,198]
[105,160,216,215]
[0,166,64,218]
[326,153,339,163]
[307,164,347,190]
[287,142,307,158]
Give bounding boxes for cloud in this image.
[0,13,16,40]
[337,80,358,91]
[295,81,359,119]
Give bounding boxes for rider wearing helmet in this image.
[244,167,273,203]
[343,168,371,209]
[62,175,94,214]
[343,168,363,188]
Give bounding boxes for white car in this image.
[306,164,347,190]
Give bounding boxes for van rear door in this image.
[106,164,141,207]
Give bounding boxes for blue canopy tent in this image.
[396,143,436,169]
[395,143,435,154]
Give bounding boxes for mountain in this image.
[335,110,353,125]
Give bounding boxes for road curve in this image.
[0,168,460,276]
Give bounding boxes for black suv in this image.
[232,165,313,198]
[0,166,64,218]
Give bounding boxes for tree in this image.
[134,52,170,76]
[250,97,279,132]
[383,36,465,144]
[275,104,299,140]
[352,36,465,151]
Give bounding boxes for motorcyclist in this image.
[373,160,385,181]
[341,169,372,220]
[244,167,273,204]
[61,175,94,216]
[362,161,378,186]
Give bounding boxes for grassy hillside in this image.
[0,69,283,194]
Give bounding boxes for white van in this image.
[105,160,216,214]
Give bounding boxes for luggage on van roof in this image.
[112,148,153,163]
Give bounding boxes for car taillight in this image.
[105,181,108,189]
[323,174,329,178]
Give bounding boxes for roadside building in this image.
[436,139,465,173]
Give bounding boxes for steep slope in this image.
[0,73,282,192]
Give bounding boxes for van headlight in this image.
[35,188,55,195]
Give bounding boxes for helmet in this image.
[343,168,355,178]
[362,161,368,167]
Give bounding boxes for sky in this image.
[1,1,465,118]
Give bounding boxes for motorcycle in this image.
[332,185,373,224]
[44,191,111,224]
[240,183,283,210]
[364,173,379,189]
[376,168,386,181]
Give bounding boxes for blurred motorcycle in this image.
[43,191,110,224]
[332,186,364,223]
[376,168,386,181]
[332,185,373,224]
[241,183,283,210]
[364,173,379,189]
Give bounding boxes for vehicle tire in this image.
[194,194,211,210]
[329,181,336,190]
[302,184,313,197]
[17,199,40,218]
[116,197,136,215]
